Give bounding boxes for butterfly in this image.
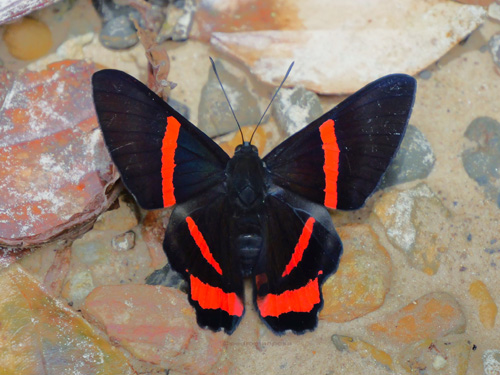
[92,67,416,335]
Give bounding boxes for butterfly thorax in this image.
[225,142,269,211]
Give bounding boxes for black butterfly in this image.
[92,68,416,335]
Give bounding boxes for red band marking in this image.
[282,217,316,277]
[161,116,181,207]
[190,274,244,317]
[186,216,223,275]
[257,278,320,318]
[319,119,340,208]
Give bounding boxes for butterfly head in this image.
[234,142,259,156]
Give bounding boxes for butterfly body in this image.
[92,69,416,335]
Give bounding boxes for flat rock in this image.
[208,0,486,94]
[469,280,498,329]
[141,208,171,269]
[320,224,392,323]
[0,0,60,24]
[368,292,466,344]
[0,264,135,375]
[373,183,451,275]
[0,60,120,247]
[198,59,260,137]
[82,284,227,374]
[398,335,472,375]
[379,124,436,189]
[462,116,500,207]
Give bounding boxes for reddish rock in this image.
[368,292,466,344]
[0,60,120,247]
[82,284,227,374]
[43,245,72,296]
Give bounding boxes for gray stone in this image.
[167,98,190,120]
[146,263,187,292]
[271,85,323,137]
[100,15,139,50]
[198,60,260,137]
[380,124,436,189]
[462,117,500,208]
[489,33,500,68]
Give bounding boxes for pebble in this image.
[462,116,500,208]
[2,17,53,60]
[368,292,466,344]
[112,230,136,251]
[92,0,142,50]
[331,334,394,371]
[271,85,323,137]
[0,264,135,375]
[320,224,392,323]
[484,350,500,375]
[0,60,120,247]
[469,280,498,329]
[198,59,260,137]
[379,125,436,189]
[398,335,472,375]
[373,183,451,275]
[82,284,227,374]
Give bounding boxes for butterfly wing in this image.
[165,191,245,334]
[92,69,230,209]
[263,74,416,210]
[253,188,342,334]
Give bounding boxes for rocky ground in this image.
[0,0,500,374]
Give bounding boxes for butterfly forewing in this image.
[92,70,229,209]
[263,74,416,210]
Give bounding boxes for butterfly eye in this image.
[235,145,242,152]
[251,145,258,153]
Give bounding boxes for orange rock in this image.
[469,280,497,329]
[0,264,135,375]
[368,292,466,344]
[82,284,227,374]
[219,125,268,156]
[2,17,52,60]
[399,335,472,375]
[454,0,494,5]
[320,224,392,322]
[332,334,394,370]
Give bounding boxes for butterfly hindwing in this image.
[253,188,342,334]
[92,70,230,209]
[165,191,245,334]
[263,74,416,210]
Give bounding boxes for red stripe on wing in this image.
[257,277,320,318]
[281,217,316,277]
[161,116,181,206]
[186,216,223,275]
[190,274,244,317]
[319,119,340,208]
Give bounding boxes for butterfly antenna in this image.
[209,57,245,143]
[249,61,294,144]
